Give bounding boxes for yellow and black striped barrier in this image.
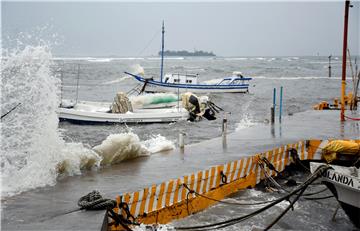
[106,139,360,230]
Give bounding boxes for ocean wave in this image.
[1,45,103,197]
[0,44,175,197]
[92,133,175,165]
[87,58,113,63]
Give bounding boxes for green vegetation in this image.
[158,50,216,57]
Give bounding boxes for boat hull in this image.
[125,72,250,93]
[310,163,360,228]
[143,84,249,93]
[57,106,189,124]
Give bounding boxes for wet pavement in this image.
[2,110,359,230]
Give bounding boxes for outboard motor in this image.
[182,92,222,121]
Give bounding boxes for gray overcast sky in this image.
[2,1,359,57]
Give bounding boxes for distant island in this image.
[158,50,216,57]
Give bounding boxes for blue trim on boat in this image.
[124,72,251,90]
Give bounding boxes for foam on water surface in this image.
[1,45,103,197]
[1,45,176,197]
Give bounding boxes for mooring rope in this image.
[78,190,117,210]
[175,165,330,231]
[344,115,360,121]
[182,183,276,206]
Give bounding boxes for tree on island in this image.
[158,50,216,57]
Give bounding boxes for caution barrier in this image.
[107,139,360,230]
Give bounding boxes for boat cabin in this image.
[163,73,199,84]
[217,72,250,85]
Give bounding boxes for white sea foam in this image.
[87,58,113,63]
[141,134,175,153]
[93,133,149,165]
[235,114,258,131]
[1,45,101,197]
[224,57,248,61]
[1,45,175,197]
[92,133,175,165]
[131,63,145,75]
[102,75,133,85]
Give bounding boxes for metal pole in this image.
[179,132,185,149]
[279,86,283,122]
[328,55,332,78]
[160,21,165,82]
[222,114,228,149]
[75,64,80,105]
[341,0,350,122]
[222,115,228,137]
[271,88,276,124]
[60,67,64,106]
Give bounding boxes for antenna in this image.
[160,21,165,82]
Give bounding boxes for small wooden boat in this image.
[310,162,360,228]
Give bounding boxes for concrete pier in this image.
[2,110,359,230]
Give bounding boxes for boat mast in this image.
[160,21,165,83]
[341,0,350,121]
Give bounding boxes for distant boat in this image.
[125,22,252,94]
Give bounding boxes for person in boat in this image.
[182,92,216,121]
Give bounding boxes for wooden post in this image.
[328,55,332,78]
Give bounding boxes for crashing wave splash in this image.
[1,45,174,197]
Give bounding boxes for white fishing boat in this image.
[310,162,360,228]
[58,92,188,124]
[57,91,222,123]
[58,101,188,124]
[125,71,252,94]
[125,22,252,94]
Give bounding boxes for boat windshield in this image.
[230,79,247,85]
[218,79,232,85]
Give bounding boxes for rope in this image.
[106,200,139,230]
[344,115,360,121]
[288,148,310,172]
[1,103,21,120]
[182,183,276,206]
[175,165,330,231]
[264,181,309,230]
[303,195,334,200]
[77,190,117,210]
